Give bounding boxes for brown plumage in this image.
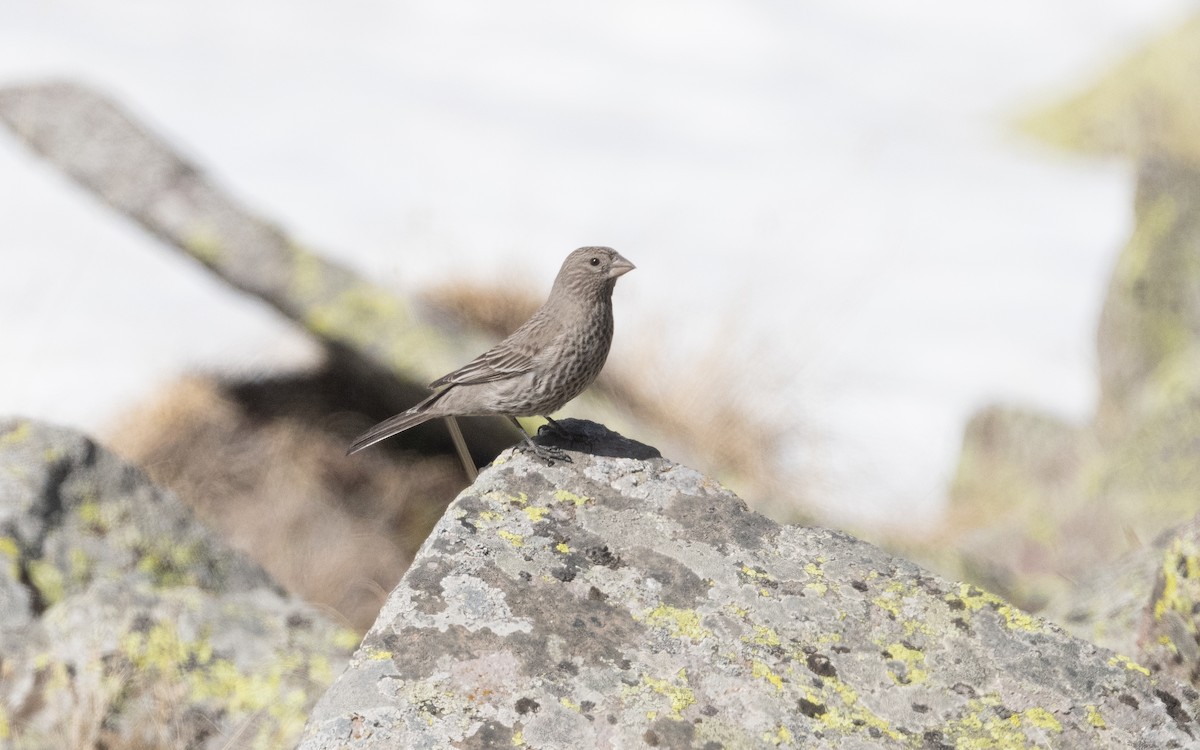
[348,246,635,461]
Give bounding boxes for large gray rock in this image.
[299,420,1198,749]
[0,417,354,749]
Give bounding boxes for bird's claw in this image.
[521,441,573,466]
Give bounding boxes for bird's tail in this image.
[347,391,443,455]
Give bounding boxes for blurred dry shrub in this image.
[108,373,463,633]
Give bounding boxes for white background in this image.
[2,0,1194,526]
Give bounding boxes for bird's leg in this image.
[510,418,572,465]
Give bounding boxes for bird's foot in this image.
[520,435,573,465]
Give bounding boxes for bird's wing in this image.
[430,313,562,388]
[430,346,534,387]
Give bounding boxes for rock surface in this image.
[0,417,354,749]
[299,420,1198,749]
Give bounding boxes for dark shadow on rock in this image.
[531,418,661,460]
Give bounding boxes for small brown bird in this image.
[348,246,635,462]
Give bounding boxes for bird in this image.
[348,246,635,463]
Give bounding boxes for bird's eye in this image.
[589,257,601,267]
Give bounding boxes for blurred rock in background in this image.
[905,15,1200,682]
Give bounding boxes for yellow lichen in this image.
[763,724,793,746]
[553,490,590,506]
[0,537,20,581]
[871,581,907,619]
[642,670,695,717]
[183,227,224,265]
[882,642,928,685]
[303,284,414,359]
[1107,653,1151,677]
[522,506,549,523]
[725,603,749,618]
[68,546,90,584]
[307,654,333,685]
[77,499,107,530]
[637,604,712,642]
[333,629,361,651]
[740,565,774,582]
[950,583,1043,632]
[27,559,64,605]
[555,542,570,554]
[1021,707,1062,732]
[940,699,1063,749]
[798,676,901,742]
[0,420,31,446]
[559,696,581,712]
[288,245,324,298]
[115,618,333,747]
[1085,704,1106,729]
[1153,537,1200,621]
[744,625,781,648]
[497,530,525,548]
[751,660,784,692]
[813,631,843,645]
[871,581,933,636]
[135,541,203,588]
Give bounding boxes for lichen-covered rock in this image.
[299,420,1198,749]
[1139,518,1200,687]
[939,161,1200,615]
[1020,13,1200,166]
[938,16,1200,620]
[1095,159,1200,436]
[0,417,355,749]
[937,405,1086,606]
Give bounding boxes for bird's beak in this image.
[608,253,636,279]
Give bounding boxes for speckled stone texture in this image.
[0,418,354,749]
[299,419,1199,749]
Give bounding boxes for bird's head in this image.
[554,246,636,298]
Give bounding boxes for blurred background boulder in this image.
[907,16,1200,680]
